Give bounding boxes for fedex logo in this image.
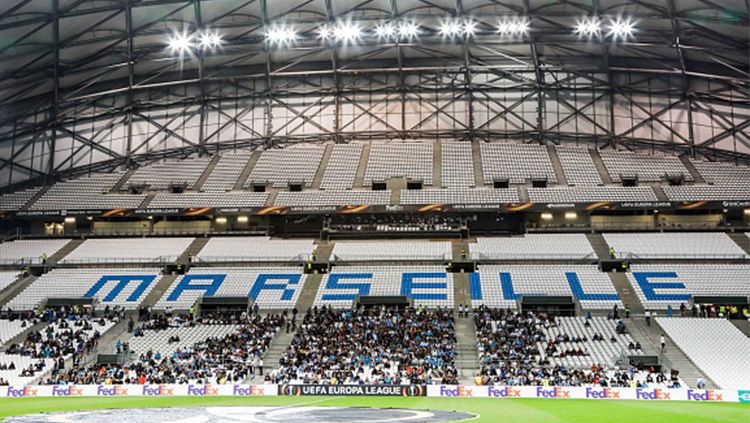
[488,386,521,398]
[97,386,128,396]
[439,385,474,397]
[187,384,219,396]
[536,387,570,398]
[687,389,723,401]
[636,388,670,400]
[233,385,264,396]
[51,385,83,396]
[142,385,174,396]
[6,387,38,397]
[586,388,621,399]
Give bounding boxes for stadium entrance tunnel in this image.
[5,406,477,423]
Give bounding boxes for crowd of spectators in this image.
[473,307,682,388]
[2,306,119,381]
[269,305,457,385]
[43,311,283,385]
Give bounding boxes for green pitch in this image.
[0,396,747,422]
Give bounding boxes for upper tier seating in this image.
[441,142,475,188]
[148,192,268,208]
[528,186,658,203]
[320,144,364,190]
[61,237,193,264]
[556,146,602,186]
[599,150,692,182]
[0,187,40,211]
[0,272,18,292]
[246,145,325,188]
[400,188,519,205]
[627,264,750,310]
[5,268,161,310]
[314,266,454,308]
[662,184,750,201]
[331,241,451,261]
[126,156,212,190]
[0,239,70,264]
[481,143,557,184]
[364,142,433,185]
[691,160,750,185]
[31,172,144,210]
[274,190,391,207]
[154,267,307,310]
[602,232,746,259]
[470,265,622,310]
[470,235,596,260]
[201,153,252,192]
[196,237,315,262]
[656,318,750,389]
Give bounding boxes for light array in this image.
[165,16,638,55]
[166,29,223,55]
[575,17,636,40]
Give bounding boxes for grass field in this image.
[0,396,748,422]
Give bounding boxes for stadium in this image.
[0,0,748,421]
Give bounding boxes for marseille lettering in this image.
[97,386,128,396]
[85,275,157,303]
[439,385,474,397]
[320,272,449,302]
[142,385,174,396]
[585,388,621,399]
[51,385,83,396]
[536,387,570,398]
[6,387,37,397]
[162,273,301,304]
[635,388,670,400]
[687,389,723,401]
[488,386,521,398]
[470,272,619,302]
[187,384,219,396]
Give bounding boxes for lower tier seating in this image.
[656,318,750,390]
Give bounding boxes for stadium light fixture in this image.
[497,17,529,37]
[397,21,420,40]
[573,17,601,38]
[462,20,478,37]
[564,211,577,220]
[541,212,553,221]
[199,31,223,50]
[167,31,194,55]
[439,20,463,38]
[317,24,334,41]
[607,17,635,40]
[333,21,362,44]
[744,208,750,215]
[266,24,297,46]
[374,22,397,39]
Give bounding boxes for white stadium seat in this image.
[657,318,750,389]
[470,235,596,260]
[61,237,194,264]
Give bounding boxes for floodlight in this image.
[397,21,419,40]
[333,21,362,43]
[607,17,635,40]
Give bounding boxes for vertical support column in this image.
[261,0,273,148]
[195,0,207,155]
[125,0,135,165]
[47,0,60,184]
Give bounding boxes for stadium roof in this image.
[0,0,748,189]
